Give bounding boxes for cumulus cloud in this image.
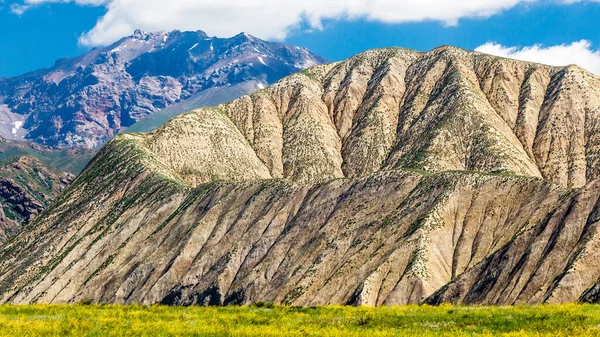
[15,0,533,46]
[475,40,600,75]
[11,3,31,15]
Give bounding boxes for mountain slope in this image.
[123,81,264,133]
[1,46,600,306]
[0,30,325,148]
[136,46,600,188]
[0,29,322,241]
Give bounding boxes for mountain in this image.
[0,29,322,244]
[0,30,326,148]
[0,138,93,242]
[1,46,600,306]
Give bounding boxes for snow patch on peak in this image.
[295,59,319,69]
[257,56,267,66]
[12,121,23,137]
[257,83,265,89]
[189,43,199,51]
[111,44,127,53]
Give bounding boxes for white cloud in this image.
[10,3,30,15]
[475,40,600,75]
[14,0,533,46]
[560,0,600,3]
[23,0,108,4]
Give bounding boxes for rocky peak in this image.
[130,29,169,41]
[232,32,254,43]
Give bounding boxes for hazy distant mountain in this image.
[0,29,326,148]
[0,137,93,242]
[3,46,600,306]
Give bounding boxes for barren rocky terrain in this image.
[1,46,600,306]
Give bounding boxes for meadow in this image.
[0,303,599,336]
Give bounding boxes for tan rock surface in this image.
[1,46,600,306]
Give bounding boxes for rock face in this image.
[2,46,600,306]
[0,30,326,148]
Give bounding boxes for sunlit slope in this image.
[2,46,600,306]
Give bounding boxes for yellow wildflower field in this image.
[0,303,599,336]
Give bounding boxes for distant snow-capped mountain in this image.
[0,29,326,148]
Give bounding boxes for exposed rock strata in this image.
[1,46,600,306]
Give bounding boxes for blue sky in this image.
[1,1,600,77]
[288,4,600,62]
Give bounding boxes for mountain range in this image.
[0,29,325,238]
[1,46,600,306]
[0,29,325,148]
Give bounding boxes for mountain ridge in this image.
[1,45,600,306]
[125,45,600,188]
[0,29,325,241]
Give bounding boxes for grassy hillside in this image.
[0,139,94,174]
[0,304,598,336]
[123,81,263,134]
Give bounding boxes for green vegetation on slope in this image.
[123,82,263,134]
[0,304,599,336]
[0,139,94,174]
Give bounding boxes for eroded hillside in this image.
[137,46,600,188]
[1,46,600,306]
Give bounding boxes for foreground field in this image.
[0,304,599,336]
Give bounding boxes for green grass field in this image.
[0,304,599,336]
